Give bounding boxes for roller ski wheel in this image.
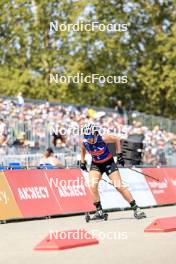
[0,220,6,224]
[134,208,146,219]
[103,213,108,221]
[85,212,91,223]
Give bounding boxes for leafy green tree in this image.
[0,0,176,118]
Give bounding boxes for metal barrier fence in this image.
[128,111,176,133]
[1,95,176,132]
[1,96,176,167]
[0,150,176,168]
[0,152,79,168]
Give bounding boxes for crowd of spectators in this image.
[0,96,176,166]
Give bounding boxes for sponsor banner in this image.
[96,168,156,209]
[4,170,62,218]
[45,169,95,213]
[143,168,176,205]
[2,167,176,221]
[0,172,22,220]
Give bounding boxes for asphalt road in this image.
[1,205,176,264]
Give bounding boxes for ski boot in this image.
[85,210,108,222]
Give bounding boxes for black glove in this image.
[117,153,125,167]
[80,162,87,171]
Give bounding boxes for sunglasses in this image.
[84,135,94,140]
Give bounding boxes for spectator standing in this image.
[17,92,24,107]
[115,100,125,117]
[0,118,8,145]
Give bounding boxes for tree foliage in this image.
[0,0,176,118]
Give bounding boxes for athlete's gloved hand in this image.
[80,162,88,171]
[117,153,125,167]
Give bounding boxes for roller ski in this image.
[85,210,108,222]
[134,207,146,219]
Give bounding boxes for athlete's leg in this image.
[109,170,146,218]
[89,170,102,204]
[109,170,134,203]
[88,169,108,219]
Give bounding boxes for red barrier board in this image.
[4,170,62,218]
[144,216,176,232]
[3,168,94,220]
[34,229,99,250]
[45,169,95,213]
[142,168,176,205]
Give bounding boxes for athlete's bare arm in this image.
[102,134,122,154]
[80,143,86,163]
